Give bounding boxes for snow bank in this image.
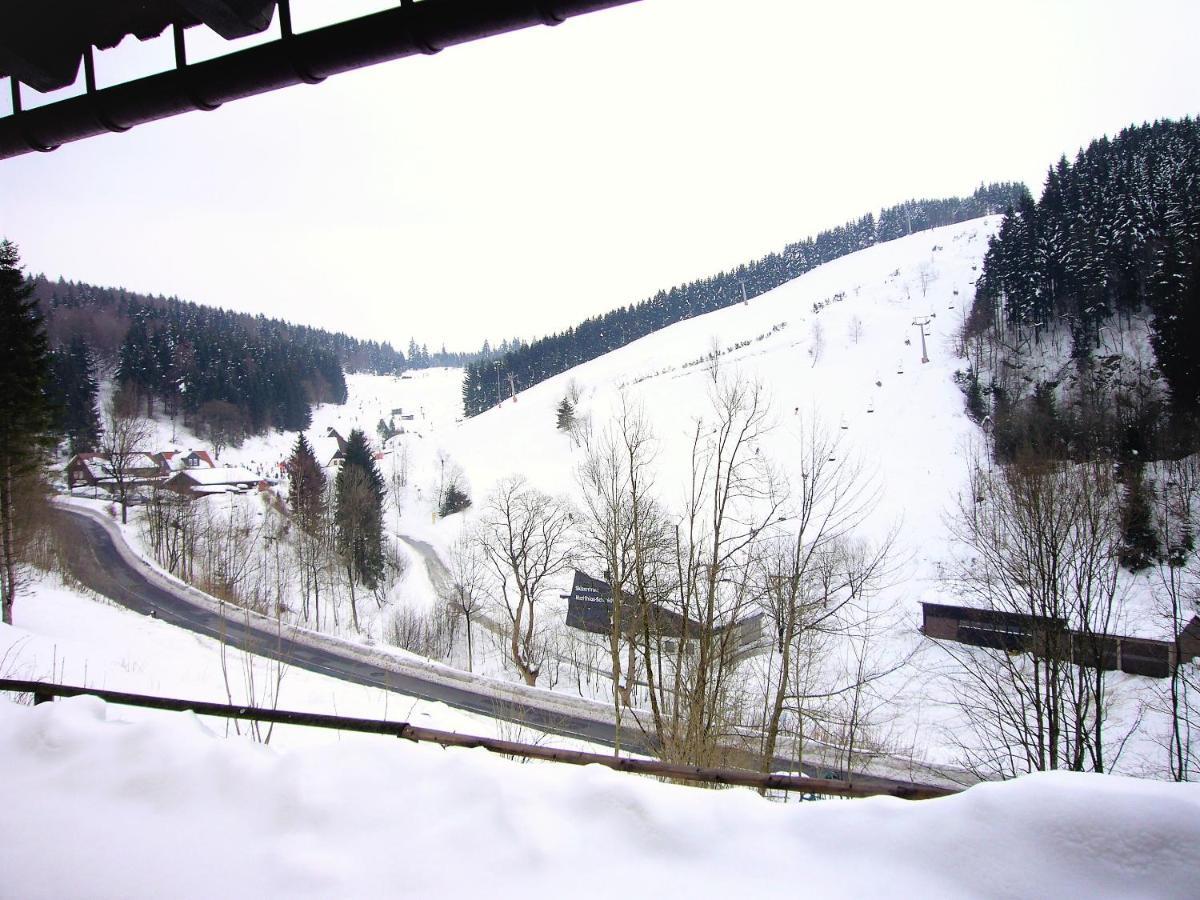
[2,695,1197,899]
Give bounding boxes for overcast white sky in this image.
[2,0,1199,351]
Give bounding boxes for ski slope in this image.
[439,219,999,605]
[10,218,1199,899]
[84,219,1009,752]
[45,216,1169,770]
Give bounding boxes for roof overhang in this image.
[1,0,640,160]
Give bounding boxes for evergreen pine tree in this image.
[439,482,471,517]
[1150,218,1200,415]
[50,336,101,455]
[334,429,385,598]
[963,367,987,423]
[0,240,56,624]
[555,397,575,430]
[286,433,326,534]
[1118,464,1162,572]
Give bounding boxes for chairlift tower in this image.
[912,315,933,364]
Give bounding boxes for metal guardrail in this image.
[0,679,957,800]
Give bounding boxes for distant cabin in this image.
[65,451,160,490]
[65,452,109,489]
[153,449,216,472]
[326,427,348,451]
[324,428,350,467]
[563,570,766,655]
[165,466,272,499]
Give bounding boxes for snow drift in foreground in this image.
[2,697,1197,899]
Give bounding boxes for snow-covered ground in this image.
[0,574,582,750]
[29,216,1185,777]
[2,690,1197,899]
[7,215,1200,896]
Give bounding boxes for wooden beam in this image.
[0,679,958,800]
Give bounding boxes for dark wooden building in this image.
[921,601,1200,680]
[564,570,765,654]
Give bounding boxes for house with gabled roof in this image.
[153,449,216,473]
[164,466,273,499]
[325,428,350,467]
[64,452,109,490]
[64,451,161,491]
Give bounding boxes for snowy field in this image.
[0,574,595,752]
[2,691,1198,899]
[21,216,1186,779]
[6,215,1200,897]
[9,214,1190,787]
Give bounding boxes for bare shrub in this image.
[388,604,460,660]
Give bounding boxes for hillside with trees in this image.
[462,184,1027,416]
[964,117,1200,464]
[955,120,1200,763]
[29,276,405,439]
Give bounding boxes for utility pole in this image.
[912,315,933,364]
[741,281,749,305]
[507,372,517,403]
[494,362,503,406]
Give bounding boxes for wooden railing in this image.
[0,679,957,800]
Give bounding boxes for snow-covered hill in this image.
[84,219,1011,754]
[440,219,996,579]
[39,216,1174,773]
[10,218,1200,899]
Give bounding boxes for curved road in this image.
[58,505,959,791]
[57,507,628,749]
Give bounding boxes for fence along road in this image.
[56,504,963,794]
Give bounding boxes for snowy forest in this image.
[462,183,1027,416]
[966,118,1200,454]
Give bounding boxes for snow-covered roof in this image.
[69,452,159,480]
[168,466,261,486]
[158,449,216,472]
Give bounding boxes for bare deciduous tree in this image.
[575,399,670,753]
[101,398,154,524]
[704,335,722,384]
[477,476,574,685]
[447,529,488,672]
[634,375,783,768]
[142,482,200,578]
[849,314,864,345]
[918,261,935,298]
[753,417,891,774]
[808,320,825,367]
[1152,457,1200,781]
[935,454,1129,778]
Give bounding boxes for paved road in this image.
[59,505,963,791]
[58,507,630,748]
